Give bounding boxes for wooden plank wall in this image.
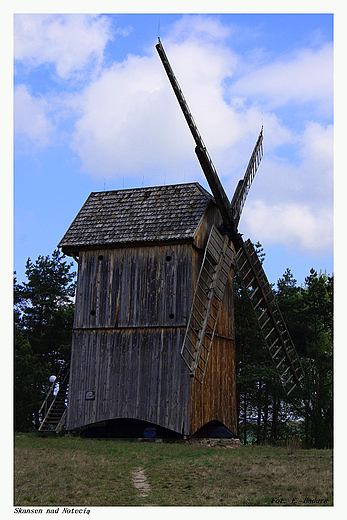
[66,328,190,433]
[73,245,191,329]
[66,243,192,433]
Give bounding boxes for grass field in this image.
[14,433,333,507]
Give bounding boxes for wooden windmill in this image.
[38,39,303,438]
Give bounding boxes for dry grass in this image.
[14,433,333,507]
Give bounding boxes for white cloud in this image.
[251,121,333,202]
[14,14,113,79]
[229,43,333,116]
[238,119,333,255]
[165,14,232,43]
[69,33,242,181]
[70,54,191,179]
[243,200,333,254]
[14,84,54,148]
[300,121,333,167]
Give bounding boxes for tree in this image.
[14,332,49,431]
[301,269,333,448]
[14,249,76,430]
[14,249,76,364]
[276,268,306,353]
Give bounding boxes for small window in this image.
[98,254,104,261]
[90,309,96,316]
[166,255,172,262]
[169,313,175,320]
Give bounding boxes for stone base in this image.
[187,438,241,448]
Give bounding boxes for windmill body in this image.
[58,183,237,436]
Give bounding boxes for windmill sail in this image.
[181,225,234,383]
[156,38,233,228]
[235,238,304,396]
[156,37,304,393]
[230,128,264,227]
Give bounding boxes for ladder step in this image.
[183,344,195,358]
[260,316,271,330]
[276,357,286,370]
[254,297,264,310]
[272,345,282,359]
[258,307,268,321]
[281,365,290,378]
[238,258,249,273]
[211,299,221,311]
[245,276,255,289]
[283,373,294,387]
[250,286,260,300]
[201,266,214,281]
[195,292,207,307]
[190,327,200,339]
[265,327,275,341]
[286,384,296,396]
[204,254,218,270]
[192,304,205,320]
[269,337,279,350]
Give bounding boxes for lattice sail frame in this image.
[181,225,234,384]
[235,239,304,396]
[230,129,263,226]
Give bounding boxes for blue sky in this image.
[13,12,334,288]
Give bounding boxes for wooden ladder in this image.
[181,225,234,383]
[38,363,70,433]
[235,238,304,396]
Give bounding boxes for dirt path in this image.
[131,467,151,498]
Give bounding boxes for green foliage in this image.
[14,333,50,431]
[14,249,76,364]
[14,249,76,431]
[300,269,333,448]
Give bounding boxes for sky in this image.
[13,11,334,289]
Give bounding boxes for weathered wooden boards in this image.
[66,243,192,433]
[73,245,192,329]
[67,328,191,433]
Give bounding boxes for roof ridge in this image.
[193,183,214,200]
[89,181,212,197]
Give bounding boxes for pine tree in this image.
[301,269,333,448]
[14,250,76,430]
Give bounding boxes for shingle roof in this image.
[58,183,214,251]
